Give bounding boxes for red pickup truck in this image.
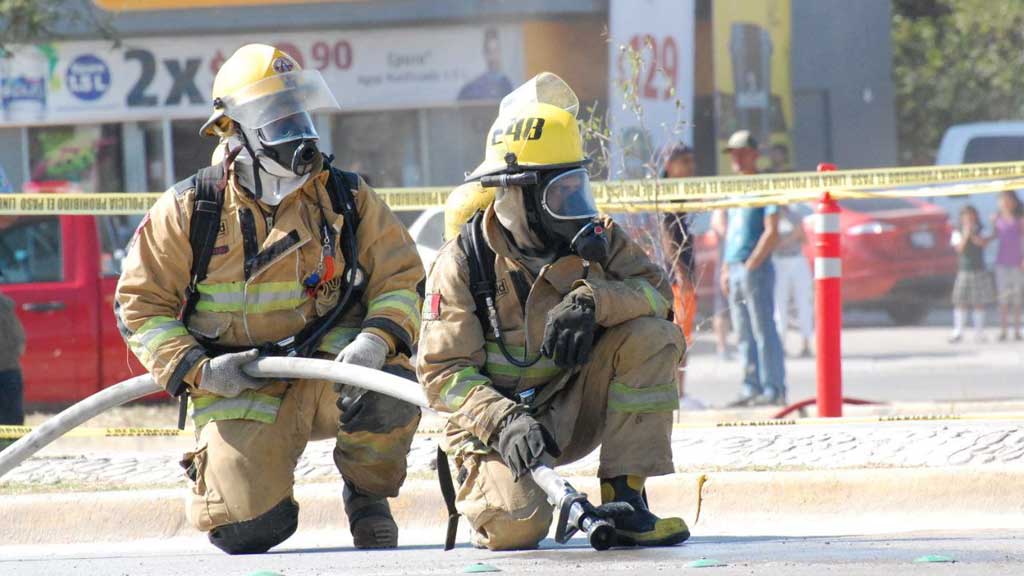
[0,214,146,406]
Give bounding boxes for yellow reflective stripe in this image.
[607,381,678,413]
[317,326,361,355]
[128,316,187,359]
[626,279,670,318]
[190,391,282,427]
[196,297,307,314]
[195,281,307,313]
[367,290,421,331]
[439,367,490,411]
[483,342,561,379]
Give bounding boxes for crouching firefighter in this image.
[115,44,424,554]
[416,73,690,551]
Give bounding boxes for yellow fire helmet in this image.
[200,43,339,138]
[443,180,497,241]
[465,72,588,181]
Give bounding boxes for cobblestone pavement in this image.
[3,419,1021,489]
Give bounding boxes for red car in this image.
[0,214,146,406]
[800,197,956,324]
[680,197,956,325]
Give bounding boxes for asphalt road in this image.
[2,529,1021,576]
[684,309,1024,408]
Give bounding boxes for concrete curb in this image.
[4,467,1023,546]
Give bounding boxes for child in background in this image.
[950,205,994,343]
[992,191,1024,341]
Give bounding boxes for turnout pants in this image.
[448,317,684,550]
[183,359,421,534]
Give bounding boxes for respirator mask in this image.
[234,111,322,205]
[534,167,608,262]
[485,167,608,262]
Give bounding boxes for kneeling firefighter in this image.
[115,44,424,554]
[416,73,689,550]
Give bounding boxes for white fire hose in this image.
[0,357,617,550]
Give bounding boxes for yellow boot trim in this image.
[615,517,691,547]
[600,475,647,502]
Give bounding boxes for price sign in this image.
[608,0,695,178]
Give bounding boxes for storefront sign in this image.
[712,0,793,173]
[607,0,695,179]
[0,24,523,127]
[93,0,346,10]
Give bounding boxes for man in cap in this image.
[115,44,424,554]
[417,73,690,550]
[719,130,787,406]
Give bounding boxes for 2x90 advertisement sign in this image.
[0,24,524,127]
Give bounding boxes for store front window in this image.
[26,124,123,193]
[332,111,421,188]
[142,121,166,193]
[329,104,494,189]
[172,119,213,182]
[423,105,494,185]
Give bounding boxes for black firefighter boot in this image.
[343,481,399,549]
[600,475,690,547]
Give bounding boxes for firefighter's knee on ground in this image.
[472,505,553,551]
[457,453,554,551]
[207,497,299,555]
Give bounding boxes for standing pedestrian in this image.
[773,205,813,357]
[660,143,697,399]
[992,191,1024,341]
[0,292,26,425]
[767,143,790,174]
[950,204,995,343]
[0,163,13,194]
[711,208,732,358]
[719,130,786,407]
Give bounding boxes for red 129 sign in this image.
[618,34,679,101]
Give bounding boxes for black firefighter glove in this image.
[495,411,562,481]
[336,365,421,434]
[540,289,597,369]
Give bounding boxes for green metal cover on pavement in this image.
[687,558,728,568]
[464,563,501,573]
[914,555,956,563]
[248,572,285,576]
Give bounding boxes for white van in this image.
[933,122,1024,228]
[407,207,446,271]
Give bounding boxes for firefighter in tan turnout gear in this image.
[115,44,424,554]
[416,73,690,550]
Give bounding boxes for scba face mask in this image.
[530,168,609,262]
[236,112,323,205]
[256,111,322,176]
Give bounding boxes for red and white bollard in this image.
[814,163,843,417]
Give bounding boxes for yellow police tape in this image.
[672,411,1024,429]
[0,425,190,439]
[2,160,1024,215]
[4,411,1023,439]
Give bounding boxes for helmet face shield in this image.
[221,70,339,131]
[257,111,318,145]
[499,72,579,119]
[541,168,598,220]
